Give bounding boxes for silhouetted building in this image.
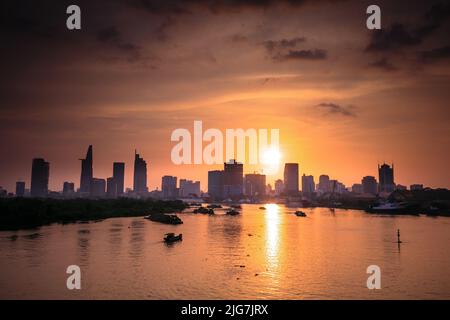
[352,183,363,194]
[244,173,266,197]
[79,145,93,194]
[91,178,106,197]
[362,176,378,195]
[106,177,117,198]
[378,163,395,193]
[162,176,177,198]
[223,159,243,198]
[318,175,330,193]
[63,182,75,195]
[410,184,423,191]
[284,163,299,195]
[179,179,200,198]
[113,162,125,195]
[133,150,148,194]
[30,158,49,197]
[301,174,315,194]
[208,170,223,200]
[274,179,284,196]
[16,181,25,197]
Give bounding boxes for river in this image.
[0,204,449,299]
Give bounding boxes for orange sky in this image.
[1,0,449,192]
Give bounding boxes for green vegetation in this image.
[0,198,187,230]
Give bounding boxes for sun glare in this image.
[262,147,281,166]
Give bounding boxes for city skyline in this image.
[0,144,442,197]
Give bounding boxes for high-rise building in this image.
[113,162,125,196]
[301,174,315,194]
[378,163,395,193]
[133,150,148,194]
[274,179,284,196]
[318,175,330,193]
[15,181,25,197]
[91,178,106,197]
[162,176,177,198]
[63,182,75,195]
[79,145,93,194]
[244,173,266,197]
[106,177,117,198]
[283,163,299,195]
[351,184,363,194]
[30,158,49,197]
[179,179,200,197]
[208,170,223,200]
[362,176,378,195]
[223,159,243,198]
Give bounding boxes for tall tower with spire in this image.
[80,145,93,194]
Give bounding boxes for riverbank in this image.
[0,198,187,230]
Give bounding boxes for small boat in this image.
[226,209,240,216]
[295,210,307,217]
[193,207,215,215]
[259,207,266,210]
[366,202,418,215]
[145,213,183,224]
[164,233,182,243]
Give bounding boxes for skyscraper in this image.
[301,174,315,194]
[91,178,106,197]
[133,150,148,194]
[274,179,284,196]
[223,159,243,198]
[79,145,93,194]
[208,170,223,200]
[244,173,266,197]
[113,162,125,195]
[30,158,49,197]
[63,182,75,195]
[179,179,200,197]
[162,176,178,198]
[106,177,117,198]
[362,176,378,195]
[283,163,299,195]
[378,163,395,193]
[15,181,25,197]
[318,175,330,193]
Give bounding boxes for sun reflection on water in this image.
[265,203,281,270]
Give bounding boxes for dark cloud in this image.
[263,37,306,52]
[365,2,450,53]
[368,58,398,72]
[134,0,315,14]
[96,26,143,63]
[262,37,325,62]
[420,46,450,63]
[316,103,357,117]
[97,26,121,43]
[365,24,421,52]
[275,49,327,61]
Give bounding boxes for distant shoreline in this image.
[1,198,449,231]
[0,198,187,231]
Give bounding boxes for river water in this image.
[0,204,449,299]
